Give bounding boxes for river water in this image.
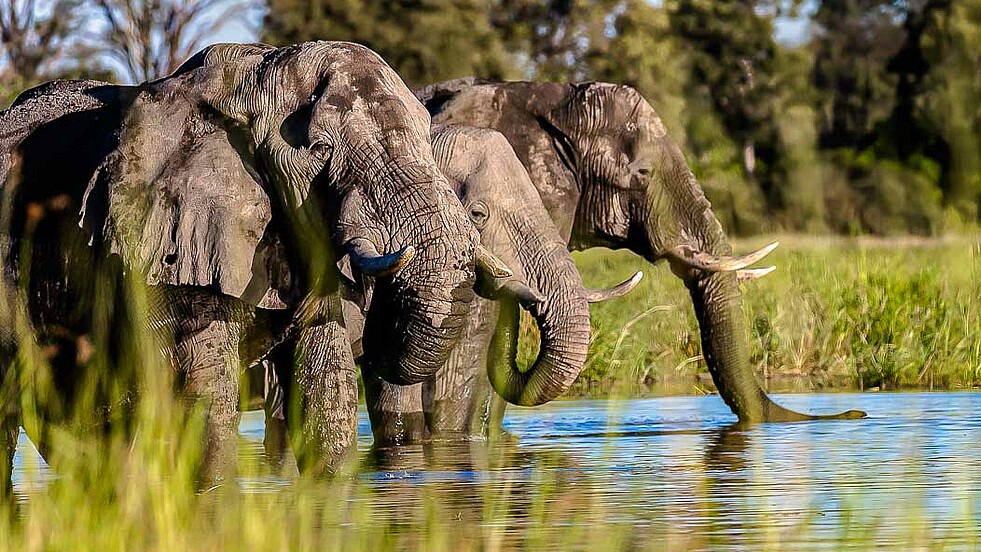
[13,392,981,549]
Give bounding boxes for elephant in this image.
[364,124,643,444]
[411,78,867,424]
[256,124,641,450]
[0,41,494,490]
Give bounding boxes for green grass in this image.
[2,236,979,551]
[559,235,981,397]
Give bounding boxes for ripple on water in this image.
[11,392,981,547]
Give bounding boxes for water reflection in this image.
[13,392,981,548]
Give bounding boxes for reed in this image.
[562,235,981,397]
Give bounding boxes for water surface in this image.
[14,392,981,549]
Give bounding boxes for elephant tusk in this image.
[497,278,546,307]
[475,245,514,279]
[584,271,644,303]
[668,241,778,272]
[736,266,776,282]
[346,238,415,277]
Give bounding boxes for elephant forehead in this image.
[626,113,667,140]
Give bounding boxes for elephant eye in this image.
[468,201,489,229]
[308,138,333,160]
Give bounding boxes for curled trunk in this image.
[486,236,590,407]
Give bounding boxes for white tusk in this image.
[668,241,778,272]
[497,278,546,306]
[736,266,776,282]
[475,245,514,279]
[584,271,644,303]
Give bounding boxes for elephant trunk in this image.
[686,268,862,422]
[364,280,473,386]
[646,142,865,423]
[356,165,478,386]
[487,230,590,407]
[689,271,804,421]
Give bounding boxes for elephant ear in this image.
[414,77,495,115]
[82,82,295,309]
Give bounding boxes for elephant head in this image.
[84,42,481,385]
[420,79,865,423]
[432,125,640,407]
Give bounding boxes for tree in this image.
[262,0,516,88]
[883,0,980,222]
[491,0,618,80]
[650,1,794,233]
[1,0,86,87]
[810,0,907,150]
[90,0,259,83]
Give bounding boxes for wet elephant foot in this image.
[197,417,241,491]
[373,409,429,445]
[284,321,359,477]
[364,373,429,445]
[263,414,298,477]
[176,318,243,490]
[259,357,297,476]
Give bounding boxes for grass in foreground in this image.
[4,403,978,552]
[0,236,978,551]
[558,235,980,397]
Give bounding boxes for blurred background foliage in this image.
[2,0,980,236]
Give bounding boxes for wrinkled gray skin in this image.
[416,79,866,424]
[365,125,595,444]
[0,42,481,491]
[259,125,601,449]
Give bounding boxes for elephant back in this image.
[1,80,130,268]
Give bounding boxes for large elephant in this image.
[0,41,488,489]
[258,124,640,449]
[415,79,866,424]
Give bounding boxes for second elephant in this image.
[258,125,640,446]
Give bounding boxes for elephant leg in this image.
[363,373,427,445]
[1,285,29,497]
[346,296,429,446]
[176,319,242,488]
[0,407,18,499]
[1,347,18,499]
[423,297,500,441]
[280,308,359,476]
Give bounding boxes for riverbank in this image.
[537,235,980,398]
